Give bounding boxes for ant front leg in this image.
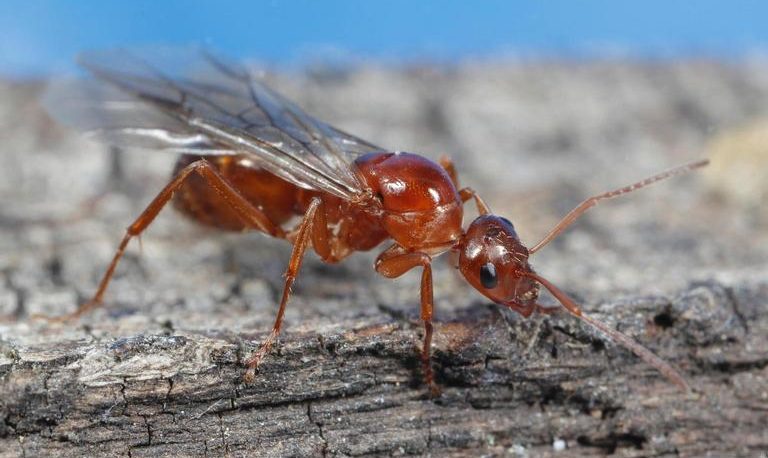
[439,155,491,216]
[41,159,285,322]
[243,197,330,383]
[375,244,439,397]
[439,155,460,189]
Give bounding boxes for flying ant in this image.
[44,49,705,393]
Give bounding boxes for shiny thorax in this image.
[173,151,463,259]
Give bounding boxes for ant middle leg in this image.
[375,244,439,397]
[439,155,492,216]
[42,159,285,322]
[243,197,332,382]
[439,155,460,188]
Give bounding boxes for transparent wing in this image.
[323,124,383,156]
[44,78,232,155]
[45,47,385,199]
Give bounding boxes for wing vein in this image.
[50,47,387,199]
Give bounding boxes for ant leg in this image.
[307,198,335,262]
[376,245,439,397]
[284,198,341,264]
[439,155,460,188]
[42,159,285,322]
[458,187,491,215]
[529,159,708,254]
[438,155,491,216]
[243,197,325,383]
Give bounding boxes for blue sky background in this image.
[1,1,767,76]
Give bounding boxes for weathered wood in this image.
[2,61,768,457]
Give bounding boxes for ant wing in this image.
[44,78,234,155]
[320,123,383,157]
[45,47,385,200]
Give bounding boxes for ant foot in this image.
[242,355,267,384]
[242,337,276,383]
[427,382,443,399]
[243,367,257,384]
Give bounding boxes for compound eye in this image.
[479,262,498,289]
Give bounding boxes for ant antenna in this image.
[529,159,708,254]
[525,272,691,392]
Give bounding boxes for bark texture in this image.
[1,60,768,457]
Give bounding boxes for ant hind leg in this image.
[243,197,330,383]
[439,155,460,188]
[38,159,284,322]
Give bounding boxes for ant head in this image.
[457,215,540,309]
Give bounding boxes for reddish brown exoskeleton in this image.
[45,49,705,394]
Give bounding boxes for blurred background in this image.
[2,1,768,76]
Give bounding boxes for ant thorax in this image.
[354,152,464,250]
